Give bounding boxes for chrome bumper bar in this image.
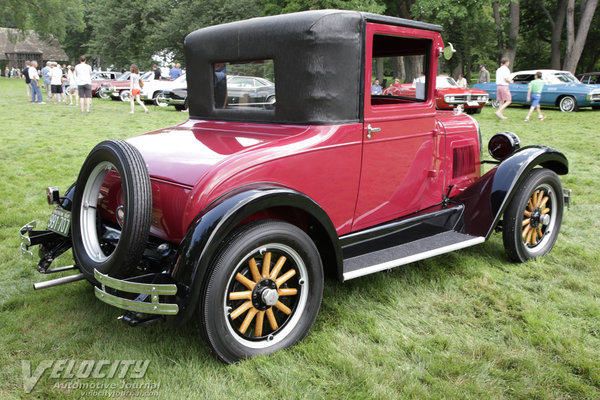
[94,269,179,315]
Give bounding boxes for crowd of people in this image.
[21,56,95,113]
[8,57,186,115]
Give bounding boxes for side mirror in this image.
[443,43,456,60]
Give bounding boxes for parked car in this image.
[104,71,152,102]
[20,10,570,364]
[383,75,488,114]
[157,75,274,111]
[92,71,126,98]
[473,69,600,112]
[225,75,276,108]
[156,86,187,110]
[141,74,186,106]
[92,71,121,81]
[576,72,600,85]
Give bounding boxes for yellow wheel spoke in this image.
[541,207,551,215]
[528,198,534,212]
[531,229,538,245]
[261,252,272,279]
[532,191,538,209]
[522,218,531,227]
[524,210,532,217]
[274,301,291,315]
[278,288,298,296]
[255,311,265,337]
[525,228,533,245]
[266,308,278,330]
[269,256,287,279]
[235,273,256,290]
[229,291,252,301]
[522,224,531,239]
[537,190,545,207]
[239,308,258,334]
[248,258,261,282]
[539,196,549,209]
[276,269,296,287]
[536,227,543,239]
[230,301,253,320]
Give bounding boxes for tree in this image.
[410,0,496,81]
[150,0,265,66]
[562,0,598,72]
[493,0,520,67]
[0,0,84,43]
[536,0,567,69]
[262,0,385,15]
[85,0,170,69]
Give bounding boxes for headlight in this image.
[488,131,521,161]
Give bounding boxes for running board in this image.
[342,231,485,281]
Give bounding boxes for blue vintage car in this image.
[473,69,600,112]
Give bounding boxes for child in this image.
[524,71,546,121]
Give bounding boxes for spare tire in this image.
[71,140,152,280]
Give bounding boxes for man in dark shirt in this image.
[22,60,32,101]
[152,64,161,80]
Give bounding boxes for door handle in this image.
[367,124,381,139]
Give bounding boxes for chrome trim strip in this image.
[342,236,485,281]
[94,269,177,295]
[94,287,179,315]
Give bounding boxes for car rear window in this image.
[213,60,276,111]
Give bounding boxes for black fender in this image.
[454,146,568,238]
[170,184,341,325]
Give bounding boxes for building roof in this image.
[0,27,68,61]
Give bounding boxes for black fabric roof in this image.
[184,10,442,124]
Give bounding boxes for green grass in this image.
[1,77,599,399]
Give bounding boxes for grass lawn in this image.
[0,77,598,399]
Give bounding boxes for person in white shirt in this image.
[75,55,93,113]
[28,60,44,103]
[129,64,149,114]
[495,57,513,120]
[66,65,79,105]
[49,62,64,104]
[457,73,467,89]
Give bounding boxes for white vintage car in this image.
[141,74,187,106]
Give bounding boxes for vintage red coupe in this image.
[21,10,569,363]
[383,75,488,113]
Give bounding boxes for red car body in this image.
[22,10,568,363]
[383,75,488,113]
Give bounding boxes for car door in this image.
[352,23,445,231]
[510,73,533,103]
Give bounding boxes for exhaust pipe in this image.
[33,273,85,290]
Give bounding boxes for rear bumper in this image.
[94,269,180,315]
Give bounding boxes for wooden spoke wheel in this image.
[226,245,305,340]
[200,220,323,363]
[503,168,564,262]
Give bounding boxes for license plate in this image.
[467,101,479,106]
[47,207,71,237]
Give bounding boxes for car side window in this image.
[370,35,431,105]
[513,74,534,84]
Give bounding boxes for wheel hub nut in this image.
[531,210,541,227]
[261,289,278,307]
[252,279,279,310]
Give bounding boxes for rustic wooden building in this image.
[0,28,68,69]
